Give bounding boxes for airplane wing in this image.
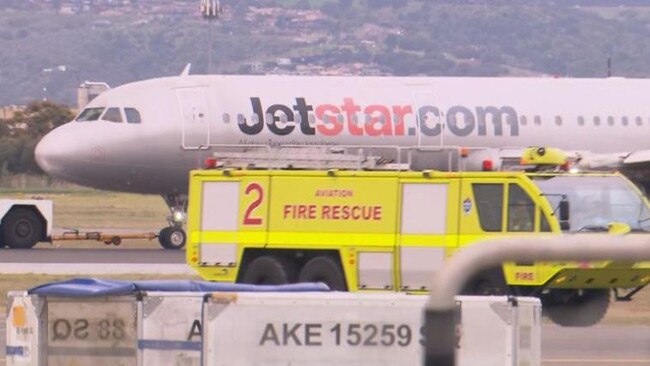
[624,150,650,165]
[574,150,650,193]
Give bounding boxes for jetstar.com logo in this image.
[238,97,520,137]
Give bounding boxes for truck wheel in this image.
[1,208,42,249]
[462,268,508,296]
[158,227,186,250]
[241,256,293,285]
[543,289,610,327]
[298,256,347,291]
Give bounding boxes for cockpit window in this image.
[125,108,142,124]
[102,107,123,123]
[76,107,105,122]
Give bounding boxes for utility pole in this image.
[200,0,222,74]
[607,56,612,77]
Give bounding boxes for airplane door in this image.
[177,87,210,149]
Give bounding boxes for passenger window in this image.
[594,116,601,126]
[507,185,535,232]
[520,116,527,126]
[222,113,230,123]
[577,116,585,126]
[621,116,628,126]
[534,116,541,126]
[102,107,122,123]
[554,116,562,126]
[472,184,503,232]
[76,107,105,122]
[125,108,142,124]
[607,116,615,126]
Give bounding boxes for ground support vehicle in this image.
[186,152,650,326]
[0,198,159,249]
[0,199,52,249]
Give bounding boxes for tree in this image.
[19,101,74,138]
[0,101,73,175]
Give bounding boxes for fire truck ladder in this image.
[209,146,408,170]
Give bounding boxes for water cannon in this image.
[520,147,569,171]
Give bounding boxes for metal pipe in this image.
[424,235,650,366]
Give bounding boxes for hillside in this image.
[2,0,650,105]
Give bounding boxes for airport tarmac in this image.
[0,248,191,275]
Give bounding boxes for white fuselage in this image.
[35,75,650,195]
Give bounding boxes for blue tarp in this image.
[28,278,330,297]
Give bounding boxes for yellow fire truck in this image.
[186,147,650,326]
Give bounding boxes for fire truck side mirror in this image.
[559,199,570,222]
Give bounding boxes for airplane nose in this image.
[35,126,77,177]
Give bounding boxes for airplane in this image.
[34,67,650,249]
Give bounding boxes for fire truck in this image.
[186,146,650,326]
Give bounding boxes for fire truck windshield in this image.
[534,175,650,232]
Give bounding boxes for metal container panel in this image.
[138,292,204,366]
[45,296,137,366]
[202,293,426,366]
[202,293,541,366]
[456,295,541,366]
[6,292,41,366]
[512,297,542,365]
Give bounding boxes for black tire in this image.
[543,289,610,327]
[241,256,293,285]
[462,268,508,296]
[1,208,42,249]
[298,256,347,291]
[158,226,186,250]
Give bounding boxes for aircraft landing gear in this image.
[159,194,188,250]
[158,226,186,250]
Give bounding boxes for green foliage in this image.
[0,101,73,175]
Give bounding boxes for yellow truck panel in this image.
[268,176,399,234]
